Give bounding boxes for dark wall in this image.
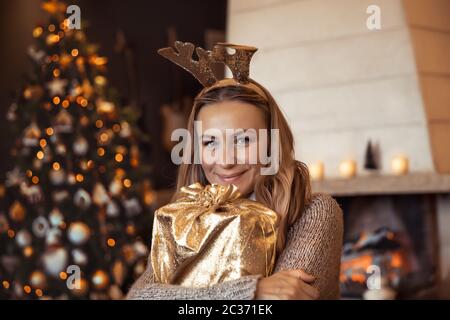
[0,0,227,188]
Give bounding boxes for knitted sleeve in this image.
[125,193,343,300]
[273,193,344,299]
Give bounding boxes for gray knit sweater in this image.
[126,193,343,300]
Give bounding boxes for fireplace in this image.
[312,172,450,299]
[338,194,438,299]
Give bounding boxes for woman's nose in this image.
[216,144,237,166]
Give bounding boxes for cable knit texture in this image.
[126,193,343,300]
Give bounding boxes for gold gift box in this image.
[151,182,278,287]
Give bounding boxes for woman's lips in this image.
[216,170,247,183]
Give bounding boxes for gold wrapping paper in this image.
[151,183,278,287]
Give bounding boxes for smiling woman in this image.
[197,99,274,197]
[126,41,343,300]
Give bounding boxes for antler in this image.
[157,41,217,87]
[212,43,258,83]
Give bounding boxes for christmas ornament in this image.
[134,261,145,276]
[67,222,90,245]
[45,227,62,245]
[41,0,66,14]
[73,136,88,156]
[22,121,41,147]
[20,182,44,203]
[112,260,126,285]
[16,230,32,247]
[49,168,66,185]
[96,98,115,114]
[49,208,64,227]
[71,278,89,297]
[91,270,109,290]
[23,246,34,257]
[54,109,73,133]
[75,57,86,74]
[41,145,53,163]
[130,145,139,167]
[0,214,9,233]
[23,85,44,101]
[74,189,91,209]
[32,216,50,238]
[122,244,137,264]
[94,75,107,87]
[123,198,142,217]
[46,34,60,46]
[109,178,122,196]
[42,245,68,278]
[67,172,76,185]
[106,201,119,217]
[27,46,46,63]
[6,103,17,122]
[32,26,43,38]
[81,79,94,99]
[108,285,123,300]
[89,55,108,67]
[30,271,47,289]
[80,115,89,127]
[119,121,131,138]
[5,167,25,187]
[93,182,110,206]
[55,142,67,156]
[1,255,19,274]
[33,158,43,170]
[134,240,148,258]
[52,190,69,203]
[71,249,88,266]
[69,79,82,96]
[97,129,113,145]
[59,53,72,69]
[9,200,26,222]
[79,160,88,171]
[143,181,155,206]
[46,78,68,96]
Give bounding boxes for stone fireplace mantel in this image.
[312,173,450,196]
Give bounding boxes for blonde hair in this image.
[173,80,312,254]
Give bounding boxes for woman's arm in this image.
[272,193,344,299]
[126,259,262,300]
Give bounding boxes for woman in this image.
[126,42,343,300]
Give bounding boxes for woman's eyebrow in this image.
[201,134,216,140]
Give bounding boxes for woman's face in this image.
[196,100,267,197]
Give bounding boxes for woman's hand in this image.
[255,269,319,300]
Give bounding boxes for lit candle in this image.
[339,159,357,178]
[309,161,325,181]
[391,155,409,175]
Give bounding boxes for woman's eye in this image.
[235,136,250,146]
[203,140,217,148]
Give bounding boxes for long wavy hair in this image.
[173,80,312,254]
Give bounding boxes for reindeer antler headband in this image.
[157,41,268,100]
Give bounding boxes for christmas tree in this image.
[0,0,155,299]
